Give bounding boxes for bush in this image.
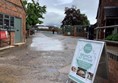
[105,35,113,40]
[106,33,118,41]
[112,33,118,41]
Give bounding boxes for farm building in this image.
[0,0,26,48]
[96,0,118,39]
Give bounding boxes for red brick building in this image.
[96,0,118,82]
[97,0,118,26]
[96,0,118,39]
[0,0,26,47]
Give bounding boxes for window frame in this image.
[0,13,15,30]
[10,17,14,29]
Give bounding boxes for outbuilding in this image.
[96,0,118,39]
[0,0,26,47]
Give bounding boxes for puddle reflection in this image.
[30,34,64,51]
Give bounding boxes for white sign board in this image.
[69,39,105,83]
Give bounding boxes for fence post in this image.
[96,28,99,40]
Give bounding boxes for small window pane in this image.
[0,19,3,25]
[0,20,3,25]
[5,15,9,19]
[0,14,3,19]
[0,14,3,26]
[10,17,14,27]
[4,19,9,28]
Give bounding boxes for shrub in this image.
[105,35,113,40]
[106,33,118,41]
[112,33,118,41]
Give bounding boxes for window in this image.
[0,13,14,29]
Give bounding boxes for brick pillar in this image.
[99,29,104,39]
[10,31,15,46]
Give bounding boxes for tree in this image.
[22,0,46,27]
[80,14,90,25]
[62,6,90,26]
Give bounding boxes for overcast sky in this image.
[35,0,99,26]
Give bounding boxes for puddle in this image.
[30,33,64,51]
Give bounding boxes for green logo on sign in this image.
[77,59,92,70]
[84,43,92,53]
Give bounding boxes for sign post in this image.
[68,39,108,83]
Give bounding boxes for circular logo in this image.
[84,43,92,53]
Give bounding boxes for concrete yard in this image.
[0,31,78,83]
[0,31,118,83]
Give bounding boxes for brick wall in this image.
[107,50,118,83]
[109,58,118,83]
[7,0,22,7]
[0,0,26,44]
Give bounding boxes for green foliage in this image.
[106,33,118,41]
[80,14,90,25]
[112,33,118,41]
[22,0,27,6]
[105,35,113,40]
[62,6,90,26]
[22,0,46,26]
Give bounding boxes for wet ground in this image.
[0,31,78,83]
